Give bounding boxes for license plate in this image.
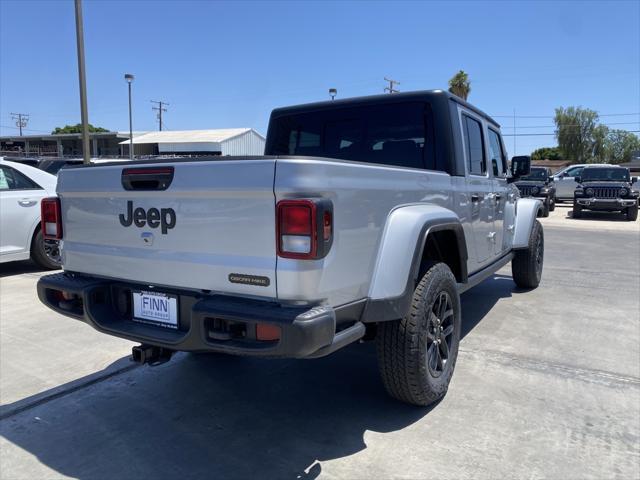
[132,290,178,329]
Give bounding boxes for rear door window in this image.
[462,115,486,176]
[268,102,440,171]
[488,128,506,177]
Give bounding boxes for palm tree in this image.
[448,70,471,100]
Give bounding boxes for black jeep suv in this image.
[515,166,556,217]
[573,166,639,221]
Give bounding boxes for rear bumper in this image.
[575,198,638,210]
[37,273,363,359]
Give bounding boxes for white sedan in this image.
[0,159,60,269]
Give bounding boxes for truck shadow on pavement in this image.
[0,261,59,278]
[0,274,518,480]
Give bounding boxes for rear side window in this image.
[487,128,506,177]
[0,166,41,190]
[268,102,441,171]
[462,115,486,176]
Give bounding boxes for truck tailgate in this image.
[57,159,277,299]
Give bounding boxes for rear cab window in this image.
[267,102,447,172]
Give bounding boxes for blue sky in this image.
[1,0,638,155]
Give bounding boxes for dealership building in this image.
[0,131,132,157]
[0,128,265,158]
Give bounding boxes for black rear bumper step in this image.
[37,272,350,359]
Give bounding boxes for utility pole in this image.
[151,100,168,131]
[10,113,29,136]
[384,77,400,94]
[74,0,91,164]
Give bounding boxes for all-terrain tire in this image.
[376,262,461,407]
[512,219,544,289]
[627,203,638,221]
[30,229,61,270]
[572,203,582,219]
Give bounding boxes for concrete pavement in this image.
[0,216,638,479]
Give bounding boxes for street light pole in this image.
[124,73,134,160]
[74,0,91,164]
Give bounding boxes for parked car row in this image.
[0,158,62,269]
[514,164,639,221]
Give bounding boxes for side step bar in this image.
[458,252,514,294]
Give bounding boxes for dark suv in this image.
[515,166,556,217]
[573,166,639,221]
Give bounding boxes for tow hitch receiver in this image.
[132,344,173,366]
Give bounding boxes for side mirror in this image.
[510,155,531,180]
[574,176,581,184]
[632,176,638,184]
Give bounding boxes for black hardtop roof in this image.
[269,89,500,128]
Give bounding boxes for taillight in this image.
[276,199,333,259]
[41,197,62,240]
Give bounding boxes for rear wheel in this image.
[627,203,638,221]
[512,220,544,289]
[376,262,461,406]
[572,203,582,219]
[30,229,61,270]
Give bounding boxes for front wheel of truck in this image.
[512,219,544,289]
[376,262,461,407]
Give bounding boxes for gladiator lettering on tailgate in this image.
[119,200,176,234]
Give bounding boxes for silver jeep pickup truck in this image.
[38,90,544,406]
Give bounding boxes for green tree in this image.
[592,124,610,163]
[52,124,110,134]
[554,107,600,163]
[604,129,640,164]
[448,70,471,100]
[531,146,563,160]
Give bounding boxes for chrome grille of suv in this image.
[592,187,617,199]
[518,186,536,196]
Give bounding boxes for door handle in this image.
[18,199,37,207]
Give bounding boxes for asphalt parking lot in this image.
[1,204,639,480]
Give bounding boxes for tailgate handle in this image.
[122,167,174,191]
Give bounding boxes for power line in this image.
[151,100,169,131]
[502,130,640,137]
[502,121,639,130]
[10,113,29,136]
[493,112,640,118]
[0,124,49,133]
[384,77,400,94]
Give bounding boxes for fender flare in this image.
[362,204,468,323]
[512,198,543,249]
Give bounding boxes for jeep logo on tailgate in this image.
[119,201,176,234]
